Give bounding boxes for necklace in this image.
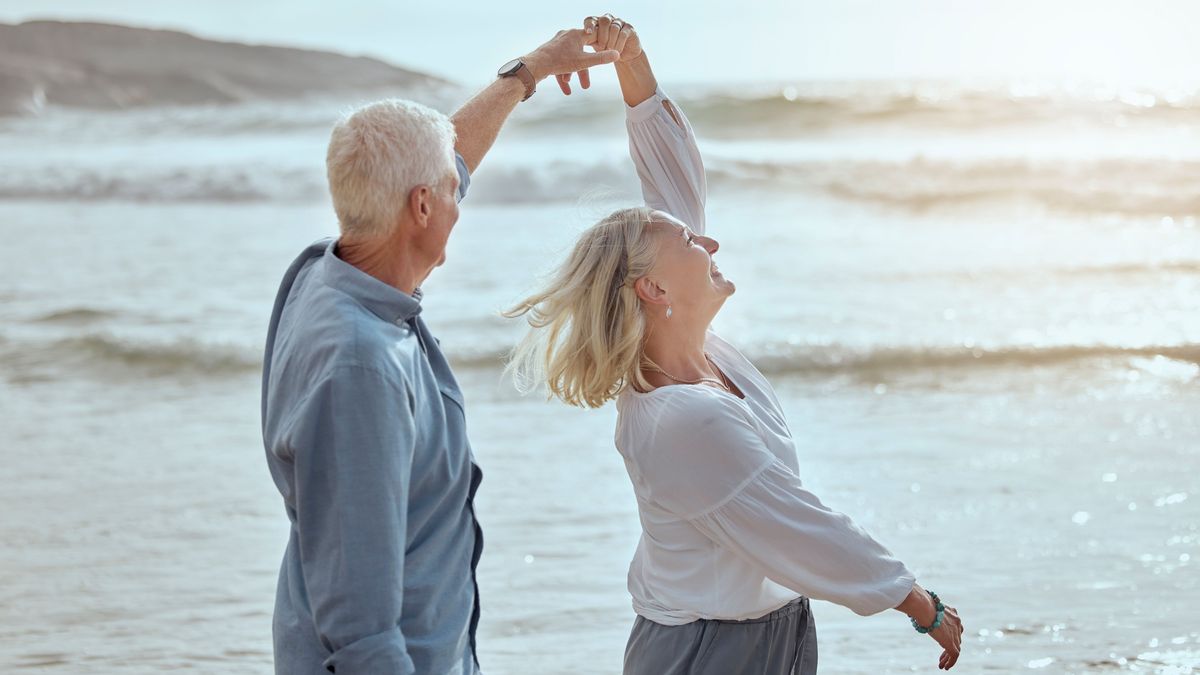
[642,353,730,392]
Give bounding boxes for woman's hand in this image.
[930,603,963,670]
[896,584,963,670]
[555,13,643,95]
[586,14,642,62]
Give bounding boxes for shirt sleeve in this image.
[287,365,418,674]
[640,390,916,616]
[626,87,708,235]
[454,152,471,203]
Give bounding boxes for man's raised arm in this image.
[451,29,618,174]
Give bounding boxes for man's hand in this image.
[521,29,619,96]
[555,14,643,95]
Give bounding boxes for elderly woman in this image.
[506,15,965,675]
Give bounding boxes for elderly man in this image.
[260,28,620,675]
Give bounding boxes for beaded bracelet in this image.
[910,590,945,634]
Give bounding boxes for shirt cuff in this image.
[625,86,668,123]
[854,569,918,617]
[321,626,416,675]
[454,152,471,203]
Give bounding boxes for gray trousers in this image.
[623,597,818,675]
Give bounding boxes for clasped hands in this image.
[520,14,643,96]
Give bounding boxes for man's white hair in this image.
[326,98,457,238]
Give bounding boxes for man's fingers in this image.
[583,15,599,34]
[579,68,591,89]
[556,73,572,95]
[581,49,620,67]
[563,27,591,42]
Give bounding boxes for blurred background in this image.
[1,1,1197,673]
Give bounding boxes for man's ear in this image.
[407,184,432,228]
[634,276,668,307]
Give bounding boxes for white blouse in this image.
[616,88,915,625]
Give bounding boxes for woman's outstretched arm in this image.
[592,16,709,235]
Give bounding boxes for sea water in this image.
[1,81,1198,673]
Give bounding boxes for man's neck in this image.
[336,234,426,295]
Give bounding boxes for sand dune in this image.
[0,20,453,115]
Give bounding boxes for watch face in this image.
[498,58,522,76]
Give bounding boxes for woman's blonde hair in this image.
[504,206,665,408]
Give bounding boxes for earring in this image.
[666,305,673,319]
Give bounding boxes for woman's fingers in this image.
[556,72,572,95]
[597,13,621,51]
[939,645,960,670]
[928,613,962,670]
[606,19,623,50]
[578,68,591,89]
[939,608,963,669]
[595,13,612,44]
[614,26,631,54]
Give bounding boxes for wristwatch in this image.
[497,58,536,101]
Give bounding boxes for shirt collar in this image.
[319,238,423,323]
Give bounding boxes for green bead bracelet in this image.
[910,590,945,634]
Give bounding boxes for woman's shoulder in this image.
[618,384,754,457]
[621,379,743,416]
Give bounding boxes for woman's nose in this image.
[701,236,719,254]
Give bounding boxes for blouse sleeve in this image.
[626,87,708,235]
[639,390,916,616]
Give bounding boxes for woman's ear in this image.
[633,276,668,307]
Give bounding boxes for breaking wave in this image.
[450,341,1200,377]
[31,307,122,324]
[0,332,261,380]
[5,156,1197,218]
[749,342,1200,376]
[4,328,1195,383]
[708,156,1200,217]
[0,165,325,203]
[520,83,1200,137]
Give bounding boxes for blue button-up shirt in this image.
[261,155,482,675]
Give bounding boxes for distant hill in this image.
[0,20,455,115]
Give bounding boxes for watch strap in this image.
[501,60,536,102]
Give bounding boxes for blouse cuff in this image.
[625,86,670,123]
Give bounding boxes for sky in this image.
[3,0,1199,87]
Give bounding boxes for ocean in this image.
[1,79,1198,674]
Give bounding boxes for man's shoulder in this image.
[273,276,425,387]
[283,295,422,375]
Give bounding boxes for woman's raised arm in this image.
[590,16,709,235]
